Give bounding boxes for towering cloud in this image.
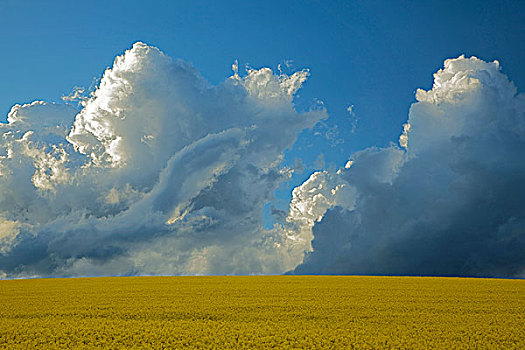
[292,56,525,277]
[1,46,523,278]
[0,43,325,278]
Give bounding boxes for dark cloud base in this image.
[293,57,525,278]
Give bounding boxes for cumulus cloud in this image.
[292,56,525,277]
[0,42,325,278]
[2,48,523,279]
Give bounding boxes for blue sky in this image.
[0,1,524,277]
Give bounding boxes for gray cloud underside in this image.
[292,56,525,277]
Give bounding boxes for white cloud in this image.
[0,42,326,278]
[0,218,19,254]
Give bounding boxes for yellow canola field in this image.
[0,276,523,349]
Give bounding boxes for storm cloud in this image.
[292,56,525,277]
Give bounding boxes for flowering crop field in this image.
[0,276,523,349]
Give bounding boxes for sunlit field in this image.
[0,276,523,349]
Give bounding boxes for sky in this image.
[0,0,524,278]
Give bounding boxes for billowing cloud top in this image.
[1,47,524,279]
[292,56,525,277]
[0,42,325,278]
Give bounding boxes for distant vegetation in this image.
[0,276,523,348]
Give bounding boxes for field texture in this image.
[0,276,523,349]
